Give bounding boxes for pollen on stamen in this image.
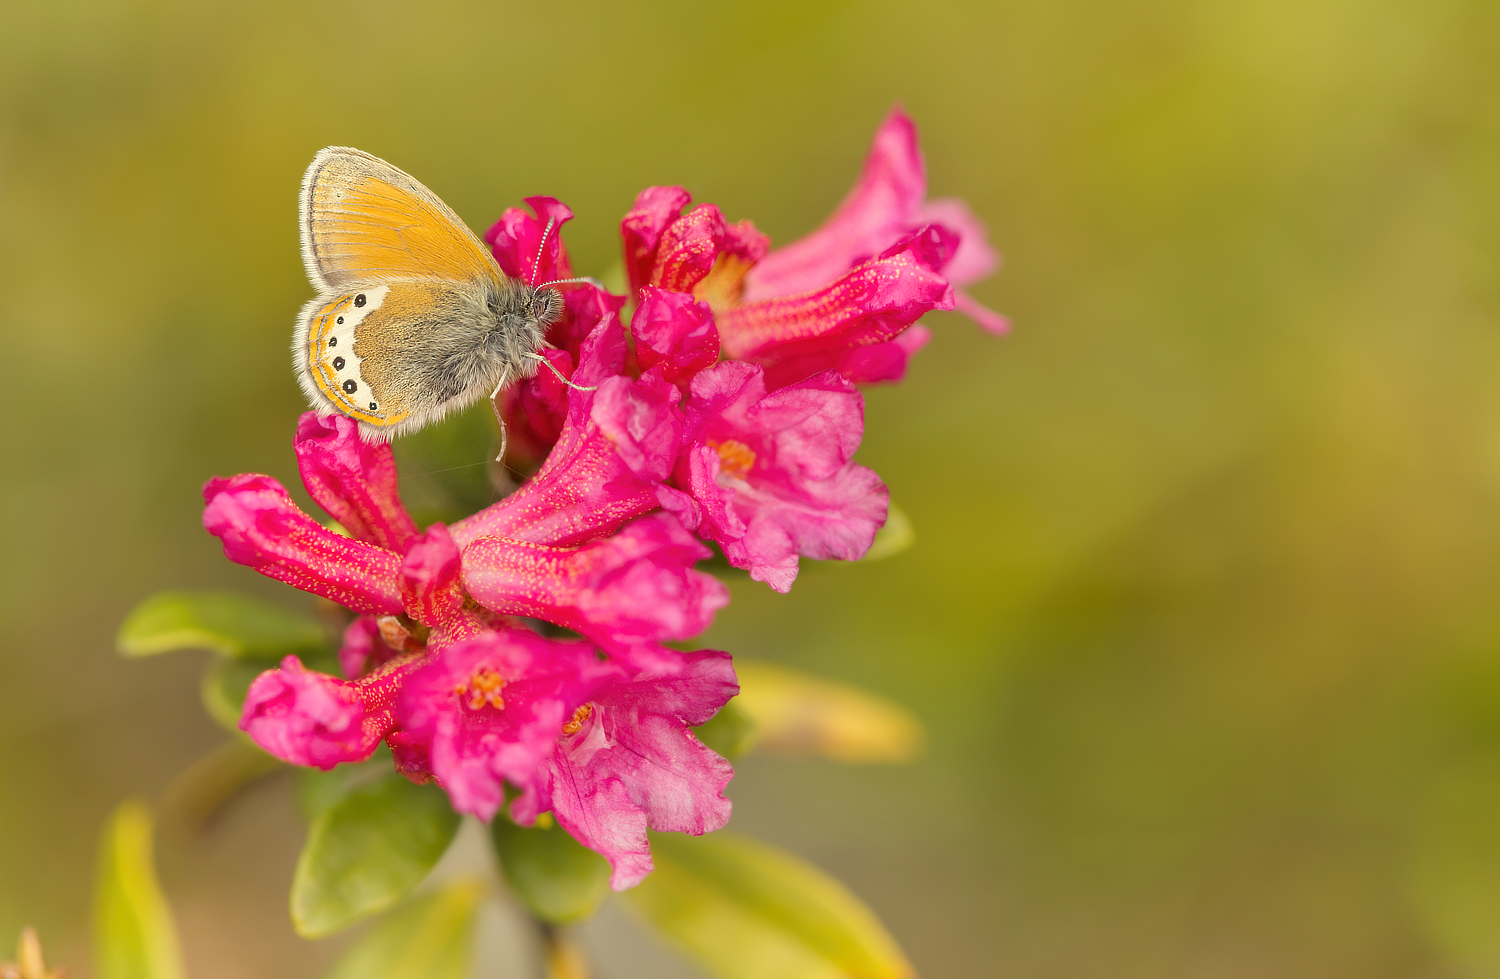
[562,703,593,735]
[454,665,506,711]
[707,439,756,480]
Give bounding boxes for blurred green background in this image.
[5,0,1500,975]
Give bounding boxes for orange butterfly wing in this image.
[300,146,503,292]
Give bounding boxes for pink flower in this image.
[241,653,422,769]
[206,402,724,783]
[742,106,1008,336]
[394,627,622,820]
[676,361,888,592]
[487,198,631,469]
[511,650,738,889]
[463,513,727,650]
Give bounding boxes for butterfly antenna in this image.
[530,216,557,287]
[535,275,604,290]
[525,351,598,392]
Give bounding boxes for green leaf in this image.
[322,879,482,979]
[93,801,186,979]
[291,772,461,938]
[491,814,611,925]
[624,832,914,979]
[296,746,395,822]
[200,658,267,732]
[733,661,923,763]
[693,701,757,760]
[118,591,326,660]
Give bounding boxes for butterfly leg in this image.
[489,368,510,463]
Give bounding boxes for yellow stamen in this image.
[707,439,756,480]
[692,253,756,315]
[561,703,593,735]
[454,665,506,711]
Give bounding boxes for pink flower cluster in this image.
[204,108,1000,889]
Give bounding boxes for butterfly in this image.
[293,146,577,442]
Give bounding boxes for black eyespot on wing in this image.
[343,380,358,394]
[354,294,367,307]
[333,356,346,370]
[328,336,338,347]
[336,316,344,324]
[369,402,378,411]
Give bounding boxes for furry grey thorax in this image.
[346,279,562,437]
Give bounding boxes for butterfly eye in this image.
[343,380,358,394]
[354,294,367,307]
[333,356,345,370]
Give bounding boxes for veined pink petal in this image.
[394,629,621,820]
[461,513,727,646]
[241,654,420,769]
[716,227,956,383]
[521,651,738,889]
[202,474,403,616]
[622,186,692,298]
[485,196,575,285]
[742,107,926,302]
[294,412,418,552]
[763,323,933,388]
[632,288,720,386]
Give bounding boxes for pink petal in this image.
[398,523,465,628]
[650,204,726,294]
[716,227,956,386]
[915,197,1000,287]
[395,629,620,820]
[454,318,683,549]
[540,651,738,889]
[954,289,1012,335]
[632,287,720,386]
[678,364,889,592]
[485,197,575,285]
[294,413,419,552]
[742,107,926,302]
[621,186,692,298]
[337,616,401,679]
[202,474,403,616]
[241,654,420,769]
[461,513,728,647]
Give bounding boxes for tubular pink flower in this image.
[394,628,622,820]
[203,474,403,616]
[716,226,956,389]
[461,513,728,647]
[676,361,888,592]
[454,317,687,549]
[511,650,738,890]
[241,654,422,769]
[742,105,1008,336]
[294,413,419,551]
